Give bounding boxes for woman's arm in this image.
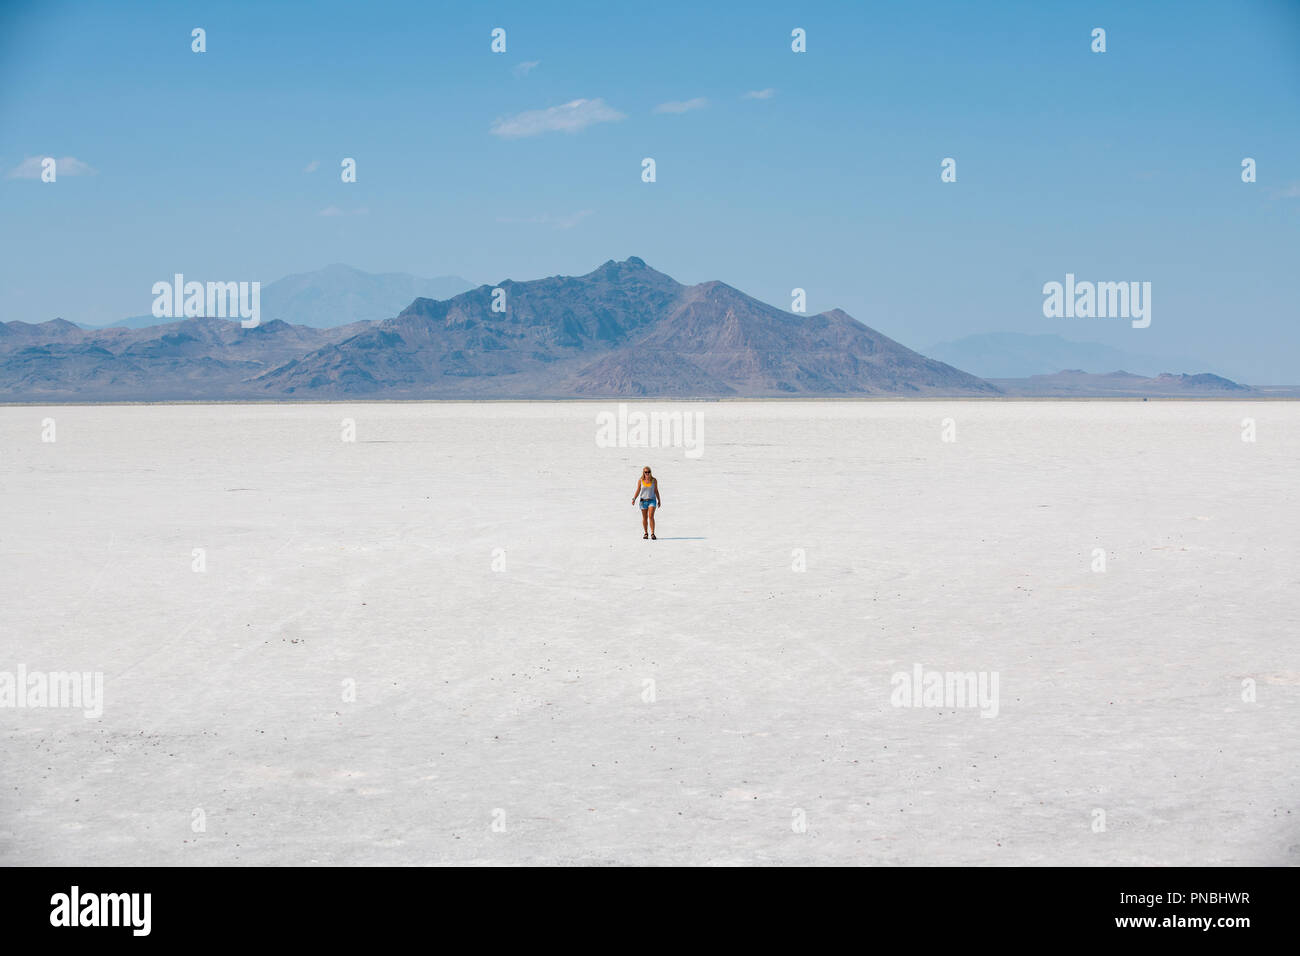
[654,478,661,505]
[632,481,640,504]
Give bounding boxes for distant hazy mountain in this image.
[259,264,475,328]
[924,332,1208,380]
[77,265,475,330]
[990,370,1251,397]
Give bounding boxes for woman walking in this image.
[632,466,661,539]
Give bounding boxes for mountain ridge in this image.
[251,257,996,398]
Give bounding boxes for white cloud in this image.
[490,98,625,138]
[496,209,594,230]
[653,97,708,114]
[7,155,96,179]
[1269,182,1300,199]
[304,159,320,173]
[318,206,344,217]
[513,60,540,77]
[743,88,776,100]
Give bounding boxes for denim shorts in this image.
[639,498,658,510]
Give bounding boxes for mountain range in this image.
[0,258,1258,401]
[989,370,1252,397]
[924,332,1212,381]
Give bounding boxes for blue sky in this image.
[1,0,1298,381]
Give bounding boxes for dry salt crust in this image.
[1,401,1297,866]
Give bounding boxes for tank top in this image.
[639,478,655,500]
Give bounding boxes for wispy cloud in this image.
[742,88,776,100]
[303,159,320,173]
[6,155,96,178]
[513,60,540,77]
[496,209,594,230]
[653,97,708,114]
[490,98,625,138]
[1268,181,1300,199]
[318,206,369,217]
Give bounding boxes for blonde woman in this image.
[632,466,661,539]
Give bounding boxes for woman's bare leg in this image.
[647,506,656,535]
[641,507,649,534]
